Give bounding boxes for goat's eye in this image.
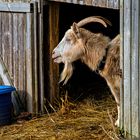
[66,38,71,42]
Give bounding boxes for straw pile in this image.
[0,94,121,140]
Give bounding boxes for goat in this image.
[52,16,121,127]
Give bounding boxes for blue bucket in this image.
[0,85,16,125]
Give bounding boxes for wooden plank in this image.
[1,12,5,63]
[107,0,114,8]
[84,0,92,6]
[48,2,59,105]
[66,0,71,3]
[33,2,39,113]
[0,0,32,2]
[78,0,84,5]
[13,13,19,90]
[1,12,12,71]
[123,0,132,137]
[38,1,44,113]
[94,0,107,8]
[48,0,119,9]
[12,13,26,114]
[131,0,140,137]
[120,0,124,129]
[8,13,13,81]
[0,2,33,13]
[113,0,119,9]
[26,13,34,113]
[17,13,26,108]
[72,0,78,4]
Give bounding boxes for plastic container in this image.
[0,85,16,125]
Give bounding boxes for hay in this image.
[0,95,121,140]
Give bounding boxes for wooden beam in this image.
[120,0,124,131]
[38,0,45,113]
[0,2,33,13]
[123,0,132,137]
[48,0,120,9]
[33,2,39,114]
[48,2,60,105]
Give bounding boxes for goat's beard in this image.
[59,62,73,85]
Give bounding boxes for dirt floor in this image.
[0,94,121,140]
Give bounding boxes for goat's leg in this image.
[106,80,120,126]
[111,88,120,127]
[115,105,120,127]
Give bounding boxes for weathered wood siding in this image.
[48,2,59,105]
[0,0,32,2]
[48,0,119,9]
[120,0,140,138]
[0,2,41,113]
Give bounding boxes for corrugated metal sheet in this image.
[48,0,119,9]
[120,0,140,138]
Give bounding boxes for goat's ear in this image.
[71,22,81,38]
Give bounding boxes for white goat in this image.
[52,16,121,126]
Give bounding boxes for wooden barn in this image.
[0,0,139,139]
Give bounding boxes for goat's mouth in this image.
[52,53,62,63]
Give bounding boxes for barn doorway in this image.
[43,2,121,139]
[58,2,120,101]
[44,1,119,105]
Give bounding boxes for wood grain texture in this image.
[48,0,119,9]
[0,2,33,13]
[33,2,39,114]
[38,1,44,113]
[123,0,132,137]
[48,2,60,105]
[26,13,34,113]
[131,0,139,137]
[0,11,36,113]
[121,0,140,138]
[120,0,124,130]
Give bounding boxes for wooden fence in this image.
[0,2,44,114]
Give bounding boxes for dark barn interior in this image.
[59,3,119,100]
[44,2,120,103]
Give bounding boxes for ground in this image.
[0,95,121,140]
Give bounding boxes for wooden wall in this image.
[48,0,119,9]
[120,0,140,138]
[0,2,43,114]
[0,0,32,2]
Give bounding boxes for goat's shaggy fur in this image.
[52,16,121,126]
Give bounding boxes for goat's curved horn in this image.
[77,16,112,28]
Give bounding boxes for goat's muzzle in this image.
[52,50,62,63]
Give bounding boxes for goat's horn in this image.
[77,16,112,28]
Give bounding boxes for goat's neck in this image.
[81,48,106,71]
[81,34,110,72]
